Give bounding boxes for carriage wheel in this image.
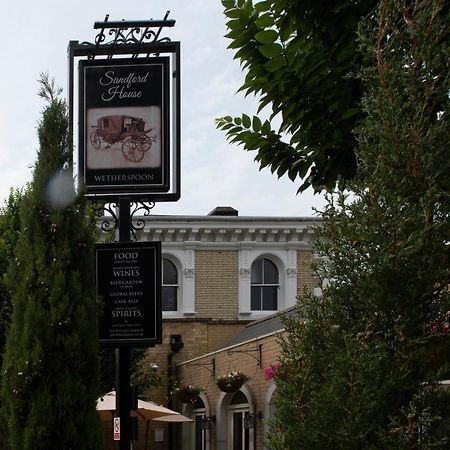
[122,138,145,162]
[140,135,152,152]
[90,130,101,150]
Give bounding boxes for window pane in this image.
[231,390,248,405]
[262,286,278,310]
[195,416,203,450]
[251,259,262,284]
[193,397,205,409]
[162,286,177,311]
[233,412,243,450]
[244,413,250,449]
[251,286,261,311]
[263,259,278,284]
[163,259,177,284]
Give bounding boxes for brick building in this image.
[102,207,319,450]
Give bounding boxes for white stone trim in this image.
[162,248,196,318]
[238,248,297,319]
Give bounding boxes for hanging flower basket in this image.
[175,384,204,403]
[216,372,249,393]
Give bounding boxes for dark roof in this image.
[226,307,301,347]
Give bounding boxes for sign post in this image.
[68,15,181,450]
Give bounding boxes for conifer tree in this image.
[268,0,450,448]
[0,76,101,450]
[0,189,23,369]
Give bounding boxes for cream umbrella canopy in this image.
[96,391,181,421]
[152,414,194,423]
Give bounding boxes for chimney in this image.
[208,206,239,216]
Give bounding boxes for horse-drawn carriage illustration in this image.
[89,115,156,163]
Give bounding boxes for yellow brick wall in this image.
[297,249,318,294]
[177,332,283,450]
[195,250,239,320]
[139,320,247,400]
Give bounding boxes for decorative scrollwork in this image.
[90,201,155,242]
[130,201,155,241]
[91,202,119,242]
[80,12,173,58]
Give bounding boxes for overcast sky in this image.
[0,0,325,217]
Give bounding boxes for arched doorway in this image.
[192,396,207,450]
[216,386,255,450]
[181,393,211,450]
[228,390,253,450]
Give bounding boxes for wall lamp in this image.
[200,415,216,430]
[244,411,263,429]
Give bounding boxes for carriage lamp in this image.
[200,416,216,430]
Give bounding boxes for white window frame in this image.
[238,247,297,320]
[162,248,196,318]
[162,257,179,312]
[250,257,279,312]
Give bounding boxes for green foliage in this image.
[0,189,23,368]
[268,0,450,447]
[99,347,162,396]
[0,75,102,449]
[217,0,377,192]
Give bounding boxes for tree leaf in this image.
[255,13,274,28]
[254,1,271,12]
[252,115,262,132]
[259,43,282,58]
[255,30,279,44]
[263,56,286,72]
[242,114,251,128]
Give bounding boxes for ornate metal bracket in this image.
[190,359,216,378]
[130,201,155,241]
[91,202,119,241]
[228,344,263,367]
[81,12,175,59]
[92,201,155,242]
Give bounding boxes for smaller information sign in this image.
[114,417,120,441]
[96,242,162,346]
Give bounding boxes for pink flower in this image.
[263,367,274,381]
[430,321,450,336]
[263,362,282,381]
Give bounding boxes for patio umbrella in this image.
[96,391,180,421]
[152,414,194,423]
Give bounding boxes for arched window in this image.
[229,391,251,450]
[163,258,178,311]
[250,258,278,311]
[192,397,207,450]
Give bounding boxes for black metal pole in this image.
[116,197,131,450]
[167,352,174,450]
[116,347,131,450]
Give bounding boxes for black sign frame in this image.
[68,40,181,202]
[96,241,162,347]
[79,57,170,196]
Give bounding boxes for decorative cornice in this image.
[97,215,319,245]
[140,219,317,245]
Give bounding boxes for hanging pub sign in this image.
[79,57,170,196]
[96,242,162,346]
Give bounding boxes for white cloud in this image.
[0,0,325,217]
